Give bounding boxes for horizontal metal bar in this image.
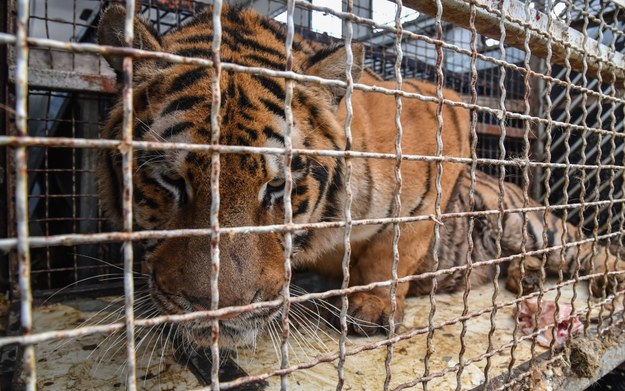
[1,199,624,251]
[1,268,623,350]
[1,135,624,170]
[405,0,625,84]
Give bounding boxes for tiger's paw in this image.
[590,253,625,297]
[336,292,403,336]
[505,256,543,295]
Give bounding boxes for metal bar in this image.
[279,1,294,389]
[337,0,356,388]
[486,0,508,382]
[1,264,623,350]
[209,1,224,390]
[384,0,404,386]
[404,0,625,83]
[13,0,35,388]
[454,1,479,387]
[8,135,625,171]
[121,0,137,389]
[3,198,625,251]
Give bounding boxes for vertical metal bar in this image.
[591,4,608,335]
[71,95,78,286]
[422,0,444,388]
[531,0,554,366]
[577,0,592,337]
[550,0,574,356]
[121,0,137,389]
[384,1,403,389]
[14,0,36,389]
[486,0,508,383]
[337,0,354,388]
[209,1,223,389]
[454,1,478,388]
[44,93,51,289]
[280,1,295,389]
[561,3,586,345]
[601,7,621,331]
[0,0,9,299]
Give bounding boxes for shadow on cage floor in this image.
[22,278,623,390]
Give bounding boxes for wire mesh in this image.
[2,0,625,390]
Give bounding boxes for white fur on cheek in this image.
[258,182,268,203]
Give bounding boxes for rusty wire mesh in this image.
[2,0,625,390]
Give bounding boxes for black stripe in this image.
[255,75,285,100]
[169,67,208,94]
[223,24,285,59]
[175,47,212,59]
[176,34,213,44]
[320,161,343,222]
[310,161,329,215]
[294,199,310,216]
[263,126,284,143]
[293,184,308,196]
[294,231,312,250]
[163,121,193,138]
[260,98,285,118]
[245,53,285,71]
[447,104,463,144]
[259,155,268,177]
[187,151,207,168]
[134,186,159,209]
[134,120,151,138]
[291,155,306,172]
[237,124,258,141]
[259,18,287,45]
[236,135,251,146]
[547,228,556,248]
[237,85,257,118]
[161,96,203,116]
[305,44,342,69]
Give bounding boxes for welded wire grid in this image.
[2,0,625,390]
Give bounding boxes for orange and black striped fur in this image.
[97,5,624,345]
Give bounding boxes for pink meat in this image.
[516,298,583,347]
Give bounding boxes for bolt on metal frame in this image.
[3,0,625,390]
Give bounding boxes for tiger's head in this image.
[97,5,363,347]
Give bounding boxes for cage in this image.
[1,0,625,389]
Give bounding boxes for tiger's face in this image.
[97,6,363,347]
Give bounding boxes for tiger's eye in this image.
[267,177,286,190]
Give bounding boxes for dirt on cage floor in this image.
[16,278,623,390]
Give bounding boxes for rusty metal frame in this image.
[2,0,625,390]
[404,0,625,83]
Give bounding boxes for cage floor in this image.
[30,279,618,390]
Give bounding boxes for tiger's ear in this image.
[97,5,163,74]
[303,43,364,109]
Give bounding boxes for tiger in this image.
[96,5,625,347]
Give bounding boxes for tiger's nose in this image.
[184,288,262,310]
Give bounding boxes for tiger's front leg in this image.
[345,223,434,336]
